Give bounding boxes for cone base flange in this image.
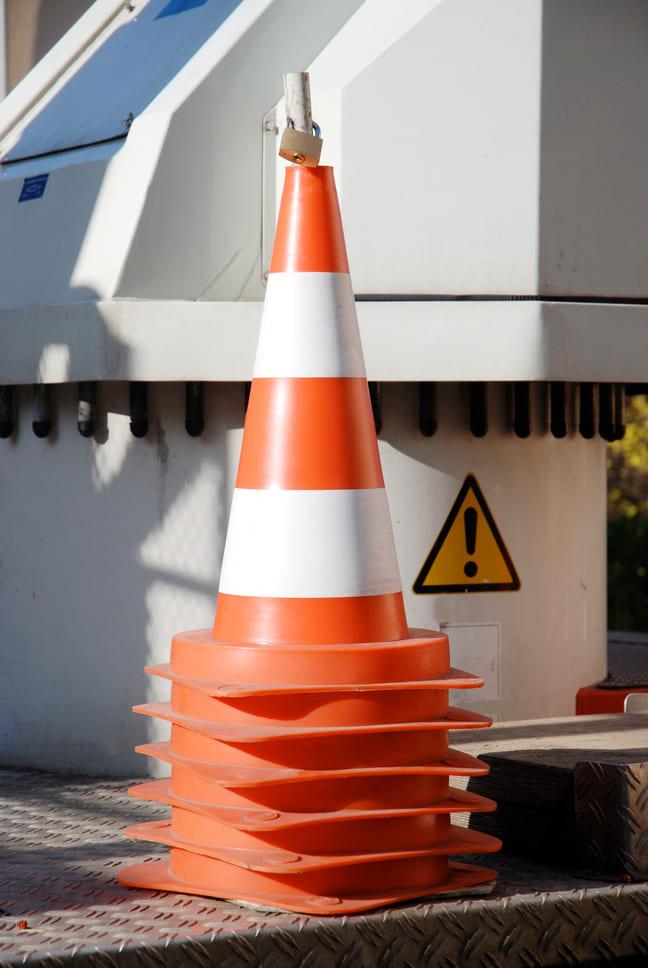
[118,858,496,915]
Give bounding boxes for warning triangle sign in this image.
[413,474,520,594]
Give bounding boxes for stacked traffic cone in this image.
[119,166,500,914]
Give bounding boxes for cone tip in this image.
[271,165,349,274]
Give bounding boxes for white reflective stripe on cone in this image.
[253,273,365,378]
[219,488,402,599]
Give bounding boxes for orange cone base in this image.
[124,818,500,870]
[123,627,500,910]
[130,777,496,824]
[118,857,497,916]
[146,627,485,697]
[126,779,497,855]
[133,742,493,785]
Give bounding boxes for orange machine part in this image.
[118,164,499,913]
[576,684,648,714]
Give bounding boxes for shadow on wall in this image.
[1,0,248,776]
[0,291,241,776]
[538,0,648,299]
[6,0,94,92]
[6,0,245,156]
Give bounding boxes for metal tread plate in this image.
[601,632,648,688]
[1,768,648,967]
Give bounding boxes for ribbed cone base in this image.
[118,858,496,916]
[120,628,500,914]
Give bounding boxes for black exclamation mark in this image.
[463,507,478,578]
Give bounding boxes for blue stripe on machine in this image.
[156,0,209,19]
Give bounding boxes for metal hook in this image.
[286,117,321,138]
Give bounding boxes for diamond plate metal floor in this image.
[2,767,648,966]
[603,630,648,688]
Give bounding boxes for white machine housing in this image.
[1,0,639,772]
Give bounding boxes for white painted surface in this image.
[0,0,364,310]
[2,0,247,159]
[253,273,364,378]
[0,0,125,143]
[0,132,164,310]
[444,623,501,710]
[4,298,648,384]
[0,0,646,317]
[271,0,648,299]
[219,488,402,598]
[310,0,542,295]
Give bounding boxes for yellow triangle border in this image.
[413,474,521,595]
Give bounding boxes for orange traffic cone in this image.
[118,166,500,915]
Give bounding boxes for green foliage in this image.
[608,514,648,630]
[608,396,648,629]
[608,396,648,520]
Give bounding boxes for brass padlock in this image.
[279,125,323,168]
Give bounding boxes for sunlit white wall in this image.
[0,381,244,775]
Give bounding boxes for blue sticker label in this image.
[18,173,49,203]
[156,0,209,19]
